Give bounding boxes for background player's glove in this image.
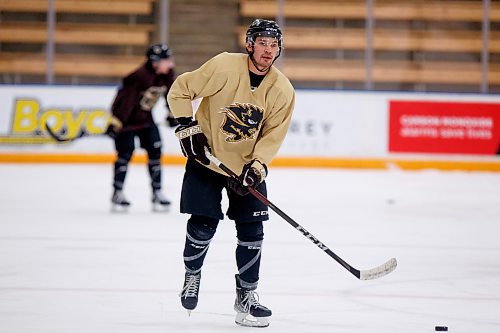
[105,117,123,139]
[175,118,211,165]
[166,110,178,127]
[227,159,267,196]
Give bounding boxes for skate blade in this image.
[152,202,170,213]
[235,312,270,327]
[111,203,130,213]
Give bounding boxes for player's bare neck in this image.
[248,57,270,75]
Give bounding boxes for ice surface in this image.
[1,163,499,332]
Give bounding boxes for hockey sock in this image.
[183,215,219,273]
[235,221,264,288]
[113,156,130,190]
[148,158,162,190]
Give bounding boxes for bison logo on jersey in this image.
[140,86,167,111]
[220,102,264,142]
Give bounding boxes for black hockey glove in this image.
[105,117,123,139]
[166,110,179,127]
[227,159,268,196]
[175,118,211,165]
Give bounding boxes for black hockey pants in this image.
[113,124,162,191]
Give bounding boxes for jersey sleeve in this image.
[253,89,295,165]
[163,70,175,112]
[167,53,229,119]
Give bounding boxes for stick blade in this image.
[45,124,67,142]
[45,125,84,142]
[359,258,397,280]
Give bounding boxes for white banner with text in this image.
[1,85,500,158]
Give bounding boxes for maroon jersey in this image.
[111,62,175,130]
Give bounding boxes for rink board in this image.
[0,85,499,170]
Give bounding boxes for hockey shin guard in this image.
[183,215,219,274]
[235,221,264,288]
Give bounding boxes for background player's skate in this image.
[111,189,130,212]
[152,189,171,212]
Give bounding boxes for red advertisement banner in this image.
[389,100,500,155]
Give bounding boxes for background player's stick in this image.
[45,125,93,142]
[46,121,172,143]
[205,150,397,280]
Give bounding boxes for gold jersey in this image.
[167,52,295,175]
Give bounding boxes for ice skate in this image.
[111,190,130,212]
[179,272,201,315]
[234,274,272,327]
[152,190,171,212]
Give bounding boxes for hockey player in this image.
[106,44,177,210]
[167,19,295,327]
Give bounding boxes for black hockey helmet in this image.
[146,43,172,62]
[245,19,283,49]
[245,19,283,72]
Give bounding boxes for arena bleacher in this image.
[1,0,499,92]
[239,0,500,91]
[0,0,156,83]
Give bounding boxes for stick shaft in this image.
[206,152,361,279]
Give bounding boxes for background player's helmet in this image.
[146,44,172,62]
[245,19,283,57]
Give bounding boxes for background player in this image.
[168,19,295,327]
[106,44,177,210]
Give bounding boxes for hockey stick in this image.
[205,151,397,280]
[45,124,96,142]
[46,121,173,143]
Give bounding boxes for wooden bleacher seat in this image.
[283,58,500,85]
[241,0,366,20]
[240,0,500,22]
[0,22,154,46]
[3,53,497,85]
[0,0,155,15]
[0,52,143,77]
[375,1,500,22]
[238,27,500,53]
